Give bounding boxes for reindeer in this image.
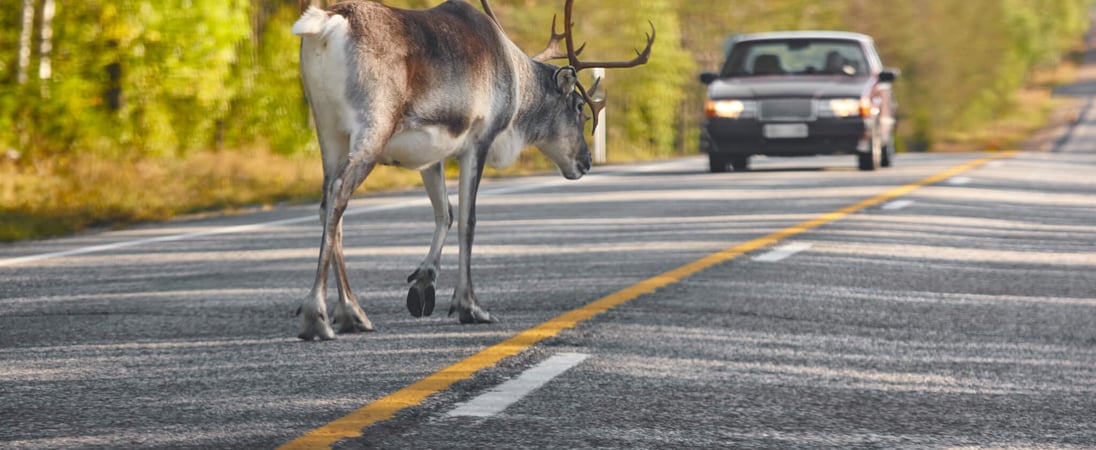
[291,0,654,340]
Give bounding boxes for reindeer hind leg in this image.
[298,124,378,339]
[297,118,350,341]
[332,220,375,333]
[298,206,338,341]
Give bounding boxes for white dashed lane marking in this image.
[446,353,590,418]
[882,199,916,210]
[752,242,813,263]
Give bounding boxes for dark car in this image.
[699,31,899,172]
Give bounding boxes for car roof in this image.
[731,30,874,44]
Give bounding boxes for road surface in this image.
[2,140,1095,449]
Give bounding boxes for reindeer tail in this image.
[292,7,331,37]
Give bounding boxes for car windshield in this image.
[721,38,869,78]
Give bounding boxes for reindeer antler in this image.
[551,0,656,134]
[480,0,503,31]
[562,0,656,72]
[532,15,585,63]
[575,76,606,133]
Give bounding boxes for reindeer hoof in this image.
[455,304,496,324]
[334,319,374,334]
[407,282,436,318]
[298,314,336,341]
[333,307,374,334]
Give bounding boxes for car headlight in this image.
[820,98,877,118]
[705,100,754,119]
[827,98,862,118]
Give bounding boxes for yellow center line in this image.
[279,151,1017,449]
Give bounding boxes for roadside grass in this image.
[934,60,1081,152]
[0,146,563,243]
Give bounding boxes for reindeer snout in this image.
[566,148,591,179]
[561,150,591,180]
[578,151,592,173]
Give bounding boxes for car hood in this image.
[707,76,871,99]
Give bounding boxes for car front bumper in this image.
[701,117,872,157]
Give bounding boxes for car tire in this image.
[730,155,750,172]
[858,134,881,171]
[708,154,728,173]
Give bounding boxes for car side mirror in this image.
[699,72,719,85]
[879,68,900,83]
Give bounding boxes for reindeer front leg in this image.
[407,162,453,317]
[448,148,496,324]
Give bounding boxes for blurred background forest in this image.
[1,0,1093,241]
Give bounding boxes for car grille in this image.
[758,99,815,121]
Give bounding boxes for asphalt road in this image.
[2,139,1095,449]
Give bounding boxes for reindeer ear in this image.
[554,66,578,94]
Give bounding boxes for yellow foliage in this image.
[0,149,424,241]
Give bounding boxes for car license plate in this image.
[763,123,808,139]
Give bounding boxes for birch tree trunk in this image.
[38,0,55,96]
[17,0,36,85]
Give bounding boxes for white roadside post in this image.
[592,67,606,164]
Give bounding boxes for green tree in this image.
[3,0,1095,241]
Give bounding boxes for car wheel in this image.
[708,154,728,173]
[732,157,749,174]
[730,155,750,172]
[858,134,881,171]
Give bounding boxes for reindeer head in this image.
[520,65,590,180]
[515,0,655,180]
